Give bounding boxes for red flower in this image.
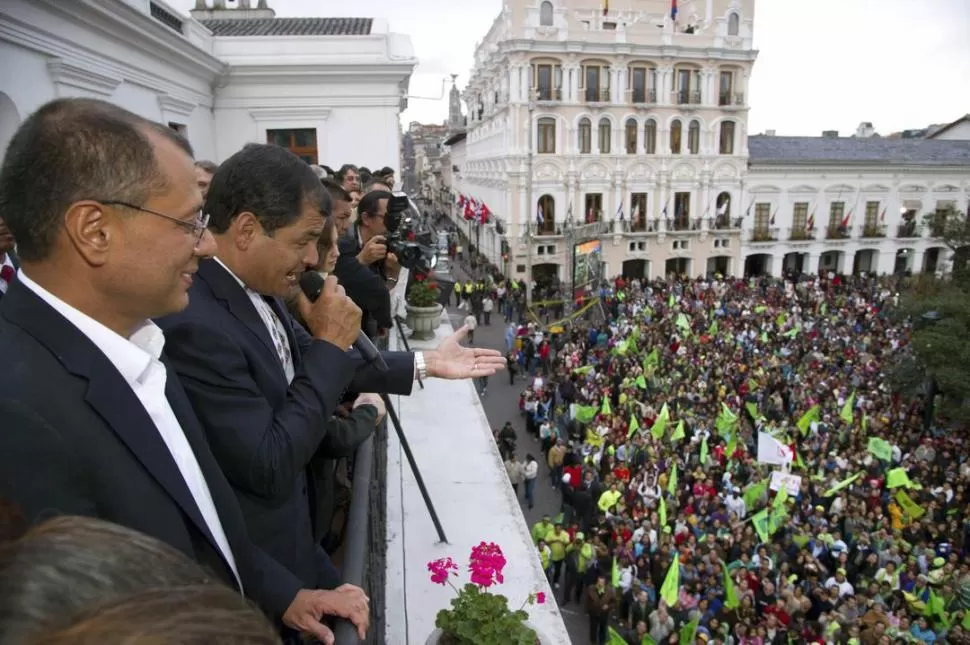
[468,541,507,588]
[535,591,546,604]
[427,557,458,585]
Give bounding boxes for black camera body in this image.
[384,195,436,274]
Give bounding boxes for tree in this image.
[892,208,970,425]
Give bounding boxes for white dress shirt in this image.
[0,253,14,294]
[18,270,242,589]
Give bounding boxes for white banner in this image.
[770,470,802,495]
[757,431,794,466]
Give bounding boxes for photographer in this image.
[333,189,399,339]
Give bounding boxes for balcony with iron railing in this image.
[825,225,850,240]
[617,218,659,234]
[718,91,745,108]
[789,227,815,241]
[535,86,563,102]
[860,223,887,238]
[712,215,743,230]
[897,222,920,238]
[672,90,702,106]
[379,312,570,645]
[746,227,779,243]
[628,88,658,105]
[584,87,610,103]
[666,216,701,232]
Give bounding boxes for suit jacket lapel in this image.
[1,282,230,572]
[197,259,282,372]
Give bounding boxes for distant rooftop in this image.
[748,135,970,167]
[200,17,373,36]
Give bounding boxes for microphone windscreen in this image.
[299,272,325,302]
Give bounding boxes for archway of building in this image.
[706,255,731,277]
[622,258,649,280]
[743,253,771,277]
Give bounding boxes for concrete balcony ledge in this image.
[384,313,569,645]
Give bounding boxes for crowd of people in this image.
[501,272,969,645]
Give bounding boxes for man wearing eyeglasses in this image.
[0,98,366,645]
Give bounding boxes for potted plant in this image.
[406,272,443,340]
[425,542,548,645]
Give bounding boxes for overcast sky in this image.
[170,0,970,136]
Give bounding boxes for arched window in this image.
[727,12,740,36]
[715,191,731,228]
[644,119,657,154]
[719,120,736,154]
[537,117,556,154]
[625,118,638,154]
[539,1,554,26]
[688,120,700,154]
[598,117,611,154]
[670,119,682,154]
[537,194,555,233]
[578,117,592,154]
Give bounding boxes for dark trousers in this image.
[551,558,564,584]
[561,569,583,605]
[588,614,608,644]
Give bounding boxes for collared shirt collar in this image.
[17,270,162,386]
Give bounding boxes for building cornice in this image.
[248,105,332,121]
[46,58,121,97]
[218,95,398,111]
[0,11,218,106]
[747,162,970,174]
[157,93,198,118]
[494,39,759,63]
[221,63,414,85]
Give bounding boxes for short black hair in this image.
[0,98,192,262]
[377,166,395,177]
[322,179,351,204]
[363,178,391,193]
[206,143,327,234]
[358,190,393,220]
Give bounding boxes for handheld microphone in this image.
[298,271,388,372]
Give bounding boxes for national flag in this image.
[769,207,776,226]
[671,0,678,21]
[615,202,624,220]
[479,203,490,225]
[586,207,594,223]
[841,209,852,228]
[565,202,573,222]
[880,207,886,223]
[603,0,609,15]
[536,204,544,227]
[806,211,816,230]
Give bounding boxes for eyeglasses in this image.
[100,200,210,245]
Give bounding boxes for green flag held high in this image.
[716,403,738,435]
[722,563,740,609]
[668,293,676,308]
[743,478,768,508]
[572,365,594,376]
[796,405,820,436]
[895,490,925,519]
[628,415,640,438]
[840,391,856,424]
[773,486,789,509]
[601,397,612,417]
[708,318,718,335]
[606,627,628,645]
[675,313,691,334]
[725,432,738,460]
[660,556,680,608]
[659,494,667,527]
[670,419,686,441]
[636,374,647,389]
[745,401,761,421]
[751,509,770,543]
[700,436,709,465]
[824,472,863,497]
[611,340,629,356]
[643,347,660,372]
[667,464,678,496]
[867,437,893,461]
[575,405,598,424]
[652,403,670,440]
[611,557,620,587]
[887,467,914,489]
[678,617,699,645]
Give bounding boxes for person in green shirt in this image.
[544,522,571,587]
[531,515,553,545]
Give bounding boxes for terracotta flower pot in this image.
[406,303,443,340]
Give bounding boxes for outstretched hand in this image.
[425,325,507,379]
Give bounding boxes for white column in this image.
[875,249,896,275]
[610,67,621,104]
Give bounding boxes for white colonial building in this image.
[446,0,757,283]
[742,133,970,277]
[0,0,416,168]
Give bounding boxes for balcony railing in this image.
[618,218,658,234]
[384,319,570,644]
[718,91,745,107]
[860,223,887,238]
[667,216,700,232]
[672,90,702,105]
[789,228,815,241]
[535,86,562,102]
[628,88,657,105]
[748,227,779,242]
[826,225,850,240]
[584,87,610,103]
[897,222,919,238]
[532,222,563,237]
[712,216,742,230]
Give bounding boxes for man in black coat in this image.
[0,98,364,644]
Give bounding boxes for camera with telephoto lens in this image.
[384,195,437,274]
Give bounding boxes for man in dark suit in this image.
[0,215,18,301]
[0,98,366,645]
[155,144,506,609]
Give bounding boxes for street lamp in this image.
[525,89,537,309]
[562,216,575,319]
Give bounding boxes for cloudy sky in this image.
[170,0,970,136]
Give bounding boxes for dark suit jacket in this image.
[0,281,303,618]
[334,226,392,333]
[154,258,414,591]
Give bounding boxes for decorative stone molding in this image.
[157,94,196,118]
[248,106,332,121]
[47,58,121,97]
